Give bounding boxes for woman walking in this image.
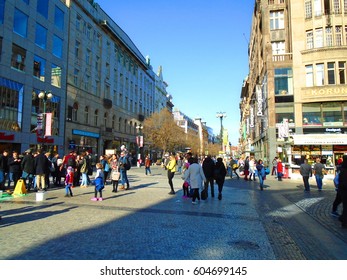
[214,157,227,200]
[166,153,177,195]
[184,157,206,205]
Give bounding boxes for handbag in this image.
[111,170,120,181]
[201,188,207,200]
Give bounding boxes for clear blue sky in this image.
[96,0,254,146]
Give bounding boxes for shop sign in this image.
[293,134,347,145]
[72,129,100,138]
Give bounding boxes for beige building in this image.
[65,0,156,156]
[240,0,347,178]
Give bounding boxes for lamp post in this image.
[216,112,226,152]
[38,90,53,149]
[136,124,143,167]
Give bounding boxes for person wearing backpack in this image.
[119,151,130,190]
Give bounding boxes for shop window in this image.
[11,44,26,71]
[322,102,342,124]
[303,103,322,126]
[0,78,23,132]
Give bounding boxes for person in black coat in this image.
[0,150,9,190]
[8,151,22,189]
[21,149,35,191]
[214,157,227,200]
[338,155,347,228]
[202,155,215,198]
[34,149,49,191]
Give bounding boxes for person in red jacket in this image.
[277,158,284,181]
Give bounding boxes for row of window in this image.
[305,0,347,18]
[306,26,347,49]
[305,61,347,86]
[67,105,142,135]
[275,102,347,126]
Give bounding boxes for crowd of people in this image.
[1,147,346,228]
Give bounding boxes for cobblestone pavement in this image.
[0,166,346,260]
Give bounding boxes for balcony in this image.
[272,53,292,63]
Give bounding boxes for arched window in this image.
[124,119,127,133]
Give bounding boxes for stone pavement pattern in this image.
[0,166,346,260]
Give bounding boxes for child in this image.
[91,163,104,201]
[182,181,190,198]
[181,162,191,198]
[64,166,74,197]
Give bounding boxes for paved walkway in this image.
[0,166,345,260]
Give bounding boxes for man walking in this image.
[202,155,215,198]
[300,159,312,192]
[313,157,326,191]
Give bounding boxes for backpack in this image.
[125,157,131,170]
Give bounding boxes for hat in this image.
[25,149,31,153]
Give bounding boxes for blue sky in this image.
[96,0,254,145]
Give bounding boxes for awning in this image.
[292,134,347,145]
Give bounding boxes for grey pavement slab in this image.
[0,166,275,260]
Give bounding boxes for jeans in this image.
[120,170,129,188]
[302,176,310,191]
[145,166,151,175]
[258,174,264,190]
[204,177,214,197]
[81,173,88,186]
[315,175,323,190]
[22,171,34,190]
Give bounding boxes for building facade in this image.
[0,0,69,155]
[240,0,347,177]
[65,0,156,156]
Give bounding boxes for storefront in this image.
[71,129,99,154]
[290,133,347,178]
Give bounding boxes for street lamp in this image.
[38,90,53,149]
[216,112,227,152]
[136,124,143,166]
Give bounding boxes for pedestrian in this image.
[176,155,183,174]
[244,156,250,180]
[271,157,278,176]
[79,152,88,188]
[144,155,152,175]
[85,150,93,185]
[100,155,110,185]
[202,155,215,198]
[313,157,326,191]
[60,150,76,172]
[110,154,120,192]
[91,162,104,201]
[64,166,74,197]
[184,156,206,205]
[119,151,130,190]
[214,157,227,200]
[337,155,347,228]
[331,170,342,217]
[277,158,284,181]
[166,153,177,195]
[52,153,63,186]
[8,151,22,189]
[34,149,50,191]
[300,159,312,192]
[249,156,256,181]
[230,157,240,179]
[256,159,266,191]
[0,150,9,191]
[21,149,35,191]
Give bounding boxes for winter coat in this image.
[21,154,35,174]
[34,153,49,175]
[184,163,206,190]
[202,157,215,179]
